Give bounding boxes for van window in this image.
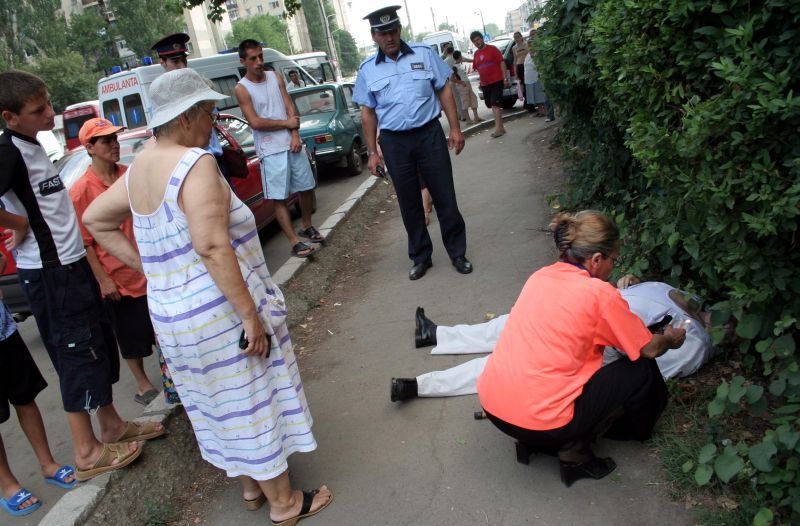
[210,75,240,111]
[64,114,95,141]
[123,94,146,128]
[103,99,123,127]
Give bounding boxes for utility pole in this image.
[430,7,436,31]
[403,0,414,41]
[318,0,343,81]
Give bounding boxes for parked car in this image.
[0,113,315,317]
[476,36,520,109]
[290,82,366,176]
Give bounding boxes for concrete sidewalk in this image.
[189,116,696,525]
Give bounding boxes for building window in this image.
[270,1,279,8]
[257,5,263,13]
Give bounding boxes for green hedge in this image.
[534,0,800,523]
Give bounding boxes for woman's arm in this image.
[83,178,143,273]
[179,155,268,358]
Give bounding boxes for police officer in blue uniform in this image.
[353,6,472,280]
[150,33,190,69]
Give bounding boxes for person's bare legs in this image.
[471,107,481,121]
[0,434,39,510]
[492,105,505,134]
[257,470,331,523]
[240,475,262,501]
[125,357,156,397]
[274,200,302,247]
[67,411,138,471]
[14,402,74,484]
[298,190,315,231]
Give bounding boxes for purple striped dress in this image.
[127,148,316,480]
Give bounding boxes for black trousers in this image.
[379,119,467,264]
[485,358,668,453]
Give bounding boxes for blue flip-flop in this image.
[45,465,77,489]
[0,489,42,517]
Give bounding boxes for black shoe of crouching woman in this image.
[414,307,437,348]
[559,456,617,487]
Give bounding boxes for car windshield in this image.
[54,135,149,189]
[292,89,336,117]
[217,117,256,158]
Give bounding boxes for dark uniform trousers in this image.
[379,119,467,264]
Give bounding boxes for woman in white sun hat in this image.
[83,68,332,526]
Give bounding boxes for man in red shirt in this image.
[69,118,160,406]
[470,31,510,138]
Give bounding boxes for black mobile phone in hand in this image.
[375,165,387,179]
[239,329,271,354]
[647,315,673,334]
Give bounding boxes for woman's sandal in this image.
[244,493,266,511]
[270,488,334,526]
[291,242,316,258]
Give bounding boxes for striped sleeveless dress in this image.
[127,148,316,480]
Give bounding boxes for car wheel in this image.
[345,142,363,176]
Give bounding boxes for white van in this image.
[288,52,338,83]
[421,31,474,63]
[98,49,317,130]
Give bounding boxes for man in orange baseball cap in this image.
[77,118,124,151]
[70,118,162,407]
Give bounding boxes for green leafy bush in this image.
[534,0,800,523]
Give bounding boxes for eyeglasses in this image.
[199,106,219,124]
[604,253,623,266]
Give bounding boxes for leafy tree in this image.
[301,0,328,51]
[332,29,358,75]
[182,0,302,22]
[484,22,501,38]
[0,0,69,67]
[67,12,117,73]
[230,14,290,53]
[111,0,183,61]
[23,52,98,112]
[437,22,456,32]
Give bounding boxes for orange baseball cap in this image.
[78,118,125,147]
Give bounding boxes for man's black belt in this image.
[381,117,440,135]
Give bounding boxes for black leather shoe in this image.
[390,378,418,402]
[560,456,617,488]
[409,260,432,280]
[414,307,437,348]
[451,256,473,274]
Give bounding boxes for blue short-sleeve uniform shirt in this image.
[353,41,454,131]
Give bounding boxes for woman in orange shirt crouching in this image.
[477,210,686,487]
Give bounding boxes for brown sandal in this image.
[75,442,142,482]
[244,493,266,511]
[115,421,166,443]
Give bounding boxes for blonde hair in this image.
[549,210,619,263]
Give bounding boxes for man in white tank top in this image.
[234,39,322,259]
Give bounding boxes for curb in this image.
[37,107,530,526]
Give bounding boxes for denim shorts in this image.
[260,148,316,200]
[18,258,119,413]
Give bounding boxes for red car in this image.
[0,114,315,317]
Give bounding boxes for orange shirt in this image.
[477,262,652,430]
[69,164,147,298]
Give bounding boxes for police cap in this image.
[150,33,190,58]
[363,5,402,32]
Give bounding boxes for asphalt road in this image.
[1,96,519,525]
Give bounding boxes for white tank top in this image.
[238,72,292,157]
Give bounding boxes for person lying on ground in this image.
[391,277,714,401]
[477,210,685,487]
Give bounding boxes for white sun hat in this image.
[147,68,227,130]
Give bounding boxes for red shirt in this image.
[69,164,147,298]
[477,262,652,430]
[472,44,505,86]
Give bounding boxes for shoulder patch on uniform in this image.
[410,62,425,70]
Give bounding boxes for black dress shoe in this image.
[409,260,432,280]
[559,456,617,488]
[390,378,418,402]
[414,307,437,348]
[451,256,473,274]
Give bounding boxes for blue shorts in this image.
[260,149,316,200]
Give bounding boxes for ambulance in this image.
[97,49,317,130]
